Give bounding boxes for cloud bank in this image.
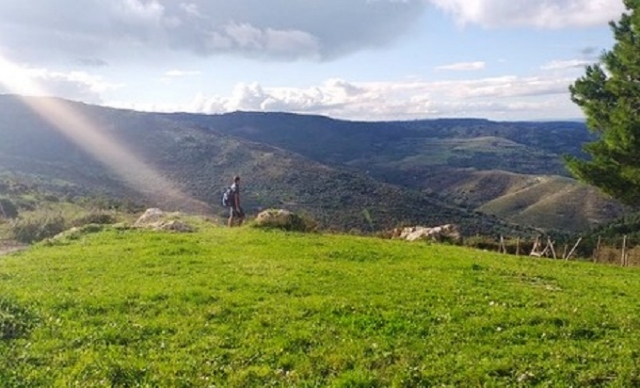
[431,0,625,28]
[0,0,426,64]
[107,74,578,121]
[0,0,625,66]
[0,1,618,121]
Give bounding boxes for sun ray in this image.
[0,54,212,214]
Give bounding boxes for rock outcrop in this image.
[134,208,194,232]
[393,224,461,243]
[254,209,315,232]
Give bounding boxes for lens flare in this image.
[0,54,212,214]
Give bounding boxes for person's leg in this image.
[236,207,245,226]
[227,207,234,227]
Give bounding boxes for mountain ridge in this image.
[0,94,623,234]
[0,94,531,236]
[164,109,623,232]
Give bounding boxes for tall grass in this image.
[1,224,640,386]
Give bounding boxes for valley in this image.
[0,95,624,236]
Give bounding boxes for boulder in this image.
[394,224,461,243]
[154,220,194,232]
[133,208,194,232]
[254,209,315,232]
[134,208,165,227]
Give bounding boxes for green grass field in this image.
[2,222,640,386]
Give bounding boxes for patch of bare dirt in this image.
[0,240,27,256]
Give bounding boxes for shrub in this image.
[14,198,36,211]
[71,212,118,227]
[464,235,536,255]
[0,198,18,219]
[48,224,107,243]
[10,213,67,243]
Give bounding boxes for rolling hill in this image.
[0,94,624,234]
[0,95,526,236]
[166,111,624,232]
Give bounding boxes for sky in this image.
[0,0,628,122]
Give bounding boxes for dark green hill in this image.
[1,94,622,233]
[166,112,591,176]
[0,95,524,235]
[165,111,621,232]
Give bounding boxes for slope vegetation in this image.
[0,95,622,233]
[478,176,625,231]
[422,170,625,232]
[170,112,622,232]
[0,95,519,235]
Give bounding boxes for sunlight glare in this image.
[0,53,212,214]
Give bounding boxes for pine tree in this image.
[566,0,640,207]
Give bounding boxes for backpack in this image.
[221,186,233,207]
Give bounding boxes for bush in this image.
[48,224,108,243]
[11,213,67,243]
[0,198,18,219]
[71,212,118,227]
[464,235,536,255]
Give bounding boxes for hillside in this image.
[167,113,591,176]
[2,224,640,386]
[0,94,623,233]
[167,111,623,232]
[0,95,523,235]
[477,176,625,231]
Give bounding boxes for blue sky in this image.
[0,0,626,121]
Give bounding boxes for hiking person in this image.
[226,175,244,227]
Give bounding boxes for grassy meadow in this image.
[2,222,640,386]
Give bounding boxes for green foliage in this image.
[574,212,640,257]
[1,95,614,235]
[10,212,67,243]
[2,226,640,385]
[593,212,640,238]
[70,211,118,227]
[0,175,137,242]
[567,1,640,207]
[0,198,18,219]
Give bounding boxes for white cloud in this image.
[115,0,165,25]
[541,59,592,71]
[180,3,202,18]
[221,22,320,58]
[164,70,201,77]
[0,0,623,68]
[430,0,625,28]
[227,82,270,111]
[134,74,580,121]
[0,63,122,104]
[436,61,486,71]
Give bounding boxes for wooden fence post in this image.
[499,235,507,254]
[621,235,627,267]
[547,237,557,259]
[565,237,582,261]
[530,236,541,257]
[593,236,601,263]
